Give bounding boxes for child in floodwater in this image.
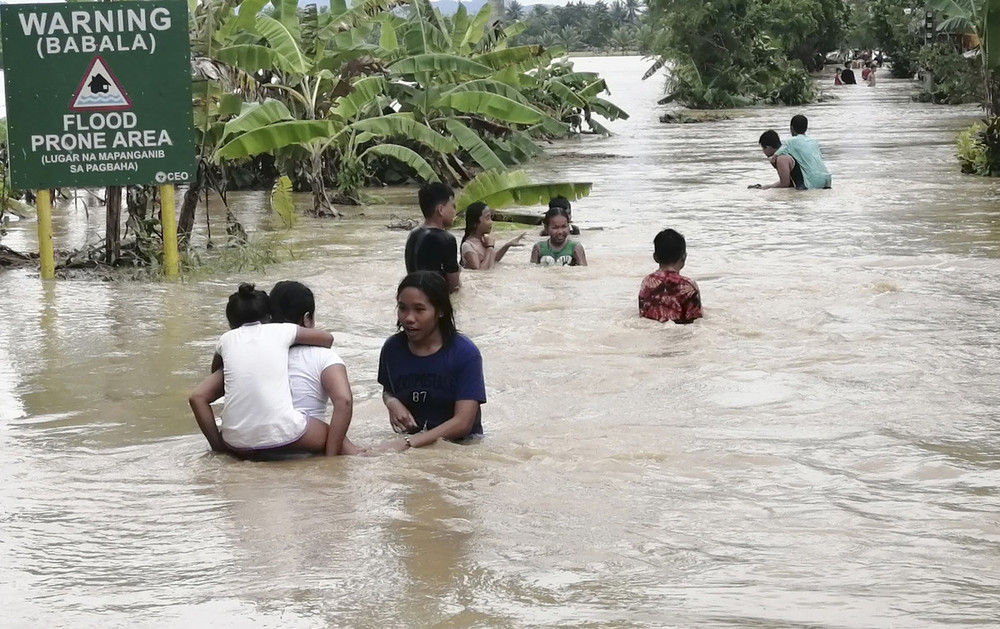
[539,196,581,236]
[638,228,702,324]
[530,206,588,266]
[460,201,526,270]
[198,283,335,456]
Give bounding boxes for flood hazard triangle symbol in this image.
[69,56,132,112]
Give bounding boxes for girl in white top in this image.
[460,202,525,270]
[202,283,334,456]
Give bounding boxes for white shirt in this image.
[216,322,305,449]
[287,346,345,421]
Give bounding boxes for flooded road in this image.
[2,57,1000,627]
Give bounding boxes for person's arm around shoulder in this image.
[573,242,588,266]
[189,369,229,453]
[295,325,334,348]
[320,363,353,456]
[530,242,541,264]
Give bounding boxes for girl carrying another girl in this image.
[192,283,336,458]
[530,205,588,266]
[460,201,525,270]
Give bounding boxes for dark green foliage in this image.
[645,0,818,109]
[916,43,984,104]
[512,0,645,52]
[956,117,1000,176]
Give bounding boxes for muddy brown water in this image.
[2,57,1000,627]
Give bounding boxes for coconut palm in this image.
[624,0,642,22]
[505,0,525,22]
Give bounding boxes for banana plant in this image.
[209,0,411,215]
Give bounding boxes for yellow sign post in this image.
[35,190,55,280]
[159,185,179,277]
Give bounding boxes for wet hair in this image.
[462,201,489,245]
[542,205,572,226]
[843,63,851,70]
[269,280,315,325]
[225,283,270,329]
[653,229,687,266]
[396,271,457,340]
[417,182,455,218]
[758,130,781,150]
[790,114,808,135]
[548,196,572,212]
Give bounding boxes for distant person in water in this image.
[404,182,460,293]
[539,196,581,236]
[530,206,588,266]
[460,202,526,270]
[834,67,843,85]
[841,63,857,84]
[861,63,873,82]
[638,229,702,324]
[866,65,877,87]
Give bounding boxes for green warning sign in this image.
[1,0,195,189]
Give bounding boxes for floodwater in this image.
[2,57,1000,627]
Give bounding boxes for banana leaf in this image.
[546,80,588,109]
[350,113,458,153]
[270,175,296,228]
[578,79,609,99]
[436,91,544,125]
[222,100,294,139]
[445,119,505,171]
[215,44,284,75]
[330,76,387,121]
[443,79,534,104]
[473,45,549,71]
[390,53,493,77]
[455,169,592,212]
[460,4,493,49]
[590,97,630,121]
[255,15,309,74]
[362,144,438,182]
[216,0,269,41]
[215,120,336,160]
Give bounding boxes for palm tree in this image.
[505,0,524,22]
[624,0,642,22]
[556,25,583,51]
[610,1,628,27]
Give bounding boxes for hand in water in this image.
[748,184,762,189]
[387,401,418,433]
[365,438,411,455]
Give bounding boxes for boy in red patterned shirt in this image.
[638,229,703,324]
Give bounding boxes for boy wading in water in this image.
[638,229,703,324]
[404,182,461,293]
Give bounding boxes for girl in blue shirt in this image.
[374,271,486,452]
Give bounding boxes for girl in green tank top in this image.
[530,207,588,266]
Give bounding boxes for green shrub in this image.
[956,118,1000,176]
[917,44,984,105]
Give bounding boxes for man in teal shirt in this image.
[751,115,832,190]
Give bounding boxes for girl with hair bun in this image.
[190,283,337,458]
